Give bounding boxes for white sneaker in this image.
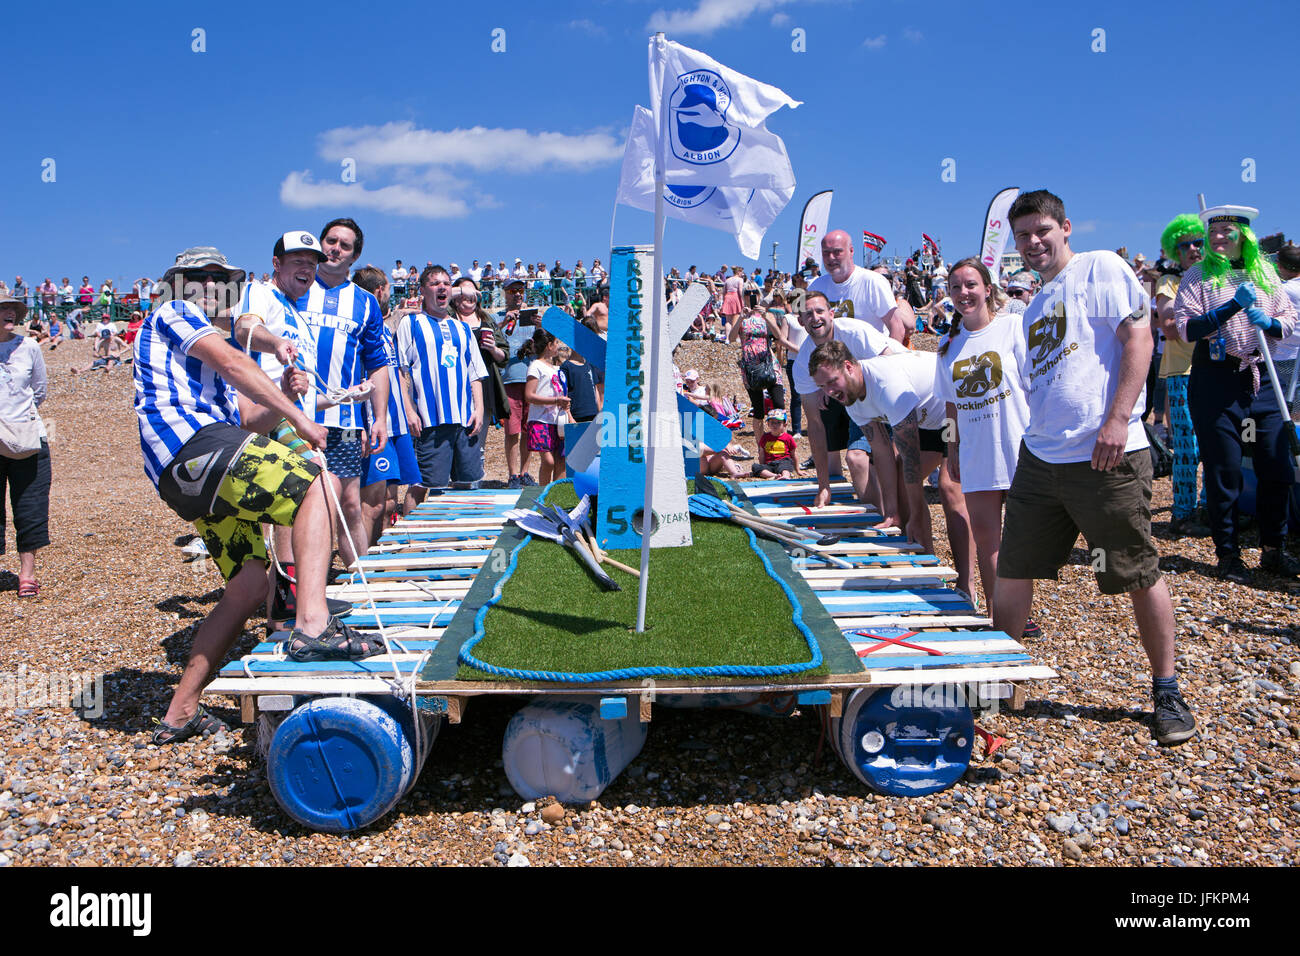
[181,538,209,560]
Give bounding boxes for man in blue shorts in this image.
[397,265,487,502]
[135,247,382,745]
[352,266,422,539]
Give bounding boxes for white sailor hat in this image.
[1199,205,1258,228]
[273,230,326,261]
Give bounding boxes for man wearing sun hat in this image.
[1004,273,1034,315]
[1173,203,1298,582]
[134,245,383,745]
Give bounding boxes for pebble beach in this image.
[1,334,1297,868]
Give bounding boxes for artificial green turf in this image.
[455,482,828,681]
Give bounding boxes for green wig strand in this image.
[1199,223,1279,293]
[1160,213,1203,261]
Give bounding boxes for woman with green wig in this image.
[1153,213,1209,538]
[1172,205,1299,582]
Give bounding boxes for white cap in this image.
[683,368,700,381]
[1200,204,1258,227]
[273,230,325,261]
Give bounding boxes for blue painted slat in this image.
[825,599,960,614]
[843,629,1012,643]
[356,549,491,562]
[345,567,479,581]
[246,638,441,655]
[791,554,939,567]
[380,532,500,542]
[854,652,1031,669]
[218,659,423,676]
[345,609,459,627]
[796,690,831,705]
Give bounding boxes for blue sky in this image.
[4,0,1297,288]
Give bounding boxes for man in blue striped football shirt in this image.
[135,246,382,745]
[397,265,487,503]
[298,218,390,564]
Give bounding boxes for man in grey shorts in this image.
[993,189,1195,746]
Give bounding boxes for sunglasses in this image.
[1176,239,1204,251]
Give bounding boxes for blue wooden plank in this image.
[854,652,1030,669]
[791,554,939,567]
[345,608,459,627]
[246,638,441,655]
[345,567,479,581]
[823,599,961,614]
[843,629,1012,642]
[796,690,831,705]
[356,549,492,562]
[381,531,501,541]
[218,659,424,676]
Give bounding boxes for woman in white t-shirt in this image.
[936,258,1037,635]
[524,328,571,486]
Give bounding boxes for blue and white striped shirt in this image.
[133,301,240,489]
[295,277,389,429]
[378,324,411,438]
[396,311,487,428]
[230,279,306,390]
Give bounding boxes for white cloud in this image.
[316,121,623,173]
[648,0,795,36]
[862,34,887,50]
[569,18,605,36]
[770,12,791,25]
[1074,220,1099,234]
[903,27,923,42]
[279,171,471,220]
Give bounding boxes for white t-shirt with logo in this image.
[936,313,1031,491]
[845,352,947,431]
[793,317,893,396]
[527,359,567,425]
[808,266,896,335]
[1019,250,1149,464]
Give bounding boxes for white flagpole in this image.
[637,34,668,633]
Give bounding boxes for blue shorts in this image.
[363,431,421,487]
[324,426,366,480]
[414,424,484,489]
[846,421,871,454]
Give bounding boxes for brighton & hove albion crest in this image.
[669,71,740,166]
[664,184,719,210]
[953,351,1004,399]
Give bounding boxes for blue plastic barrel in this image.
[832,687,973,797]
[268,696,414,833]
[502,696,647,803]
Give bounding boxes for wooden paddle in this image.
[687,496,855,569]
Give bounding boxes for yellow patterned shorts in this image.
[193,434,322,581]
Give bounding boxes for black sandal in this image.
[286,617,385,663]
[151,704,229,745]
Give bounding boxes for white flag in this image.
[617,106,793,259]
[648,36,800,191]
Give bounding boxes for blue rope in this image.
[458,479,823,682]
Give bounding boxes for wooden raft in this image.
[204,481,1055,722]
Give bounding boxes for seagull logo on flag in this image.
[669,72,740,166]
